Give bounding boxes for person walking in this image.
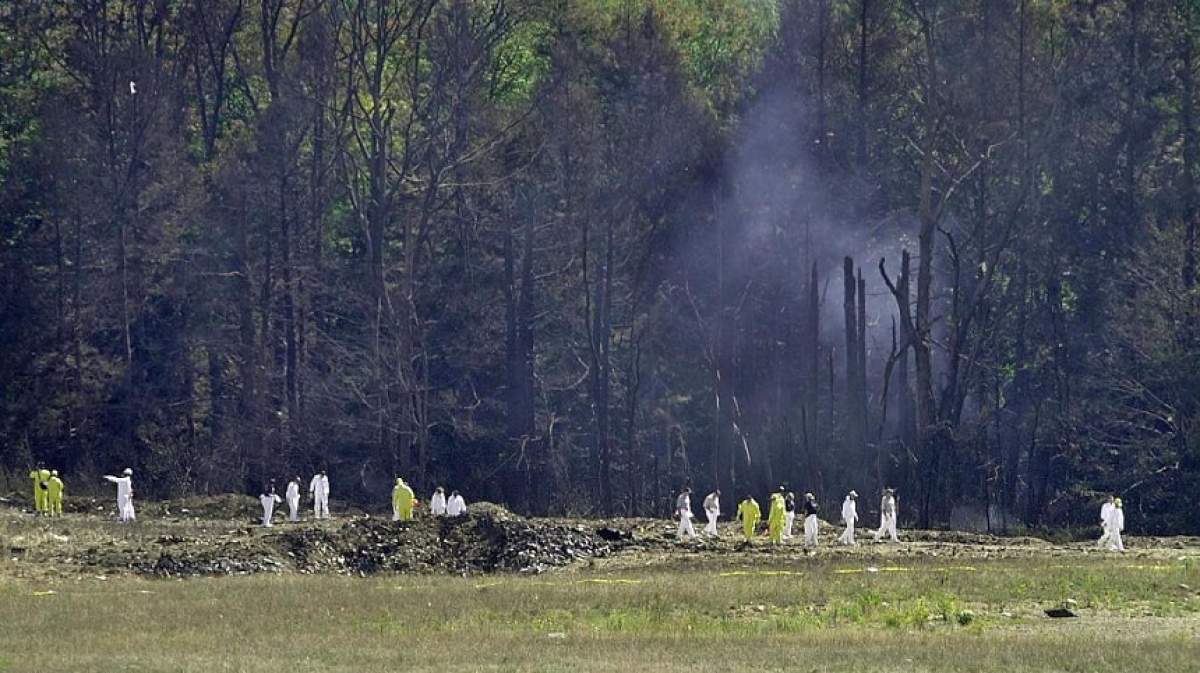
[767,491,786,544]
[675,488,697,541]
[702,490,721,537]
[838,491,859,545]
[802,493,820,548]
[392,478,415,521]
[737,494,761,541]
[873,488,899,543]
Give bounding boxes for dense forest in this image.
[1,0,1197,534]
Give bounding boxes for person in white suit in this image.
[309,471,330,519]
[838,491,859,545]
[430,487,447,517]
[285,477,301,522]
[103,468,135,523]
[1098,495,1115,548]
[1106,498,1126,551]
[260,483,282,527]
[874,488,899,542]
[702,490,721,537]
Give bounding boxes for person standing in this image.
[702,490,721,537]
[430,487,447,517]
[1107,498,1126,551]
[874,488,899,543]
[737,495,761,541]
[767,491,786,544]
[285,477,301,522]
[260,483,282,527]
[309,471,330,519]
[446,490,467,517]
[783,492,797,539]
[47,470,65,517]
[103,468,135,523]
[838,491,859,545]
[675,488,697,541]
[1098,495,1115,548]
[29,464,45,514]
[392,478,415,521]
[802,493,820,548]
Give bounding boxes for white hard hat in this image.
[123,467,133,475]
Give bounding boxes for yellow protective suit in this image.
[30,469,44,512]
[768,493,786,544]
[392,479,415,521]
[48,475,65,516]
[737,498,761,540]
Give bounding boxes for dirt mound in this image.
[144,510,640,577]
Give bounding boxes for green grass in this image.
[1,558,1198,672]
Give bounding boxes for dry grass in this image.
[1,557,1198,672]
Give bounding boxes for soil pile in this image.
[145,505,647,577]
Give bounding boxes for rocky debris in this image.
[903,529,1053,547]
[272,512,639,576]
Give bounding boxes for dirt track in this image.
[2,494,1198,580]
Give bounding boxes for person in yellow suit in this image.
[48,470,65,516]
[30,465,45,513]
[767,491,786,544]
[736,494,761,541]
[392,478,415,521]
[34,465,51,515]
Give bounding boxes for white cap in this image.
[849,490,858,498]
[123,467,133,475]
[51,470,59,476]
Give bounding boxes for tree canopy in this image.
[1,0,1196,534]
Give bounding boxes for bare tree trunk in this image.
[856,0,871,168]
[804,261,820,464]
[1182,1,1198,289]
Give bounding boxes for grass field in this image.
[2,556,1198,672]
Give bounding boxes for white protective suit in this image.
[676,491,697,540]
[446,493,467,517]
[260,492,282,527]
[430,489,447,517]
[702,492,720,536]
[838,495,859,545]
[1107,504,1125,551]
[309,473,330,519]
[103,470,135,522]
[286,480,301,522]
[1098,500,1115,548]
[802,495,820,547]
[874,493,899,542]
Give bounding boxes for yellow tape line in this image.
[719,570,803,577]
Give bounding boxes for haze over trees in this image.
[1,0,1197,534]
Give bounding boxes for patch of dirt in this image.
[3,495,1199,579]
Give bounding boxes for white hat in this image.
[123,467,133,475]
[849,490,858,498]
[51,470,58,476]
